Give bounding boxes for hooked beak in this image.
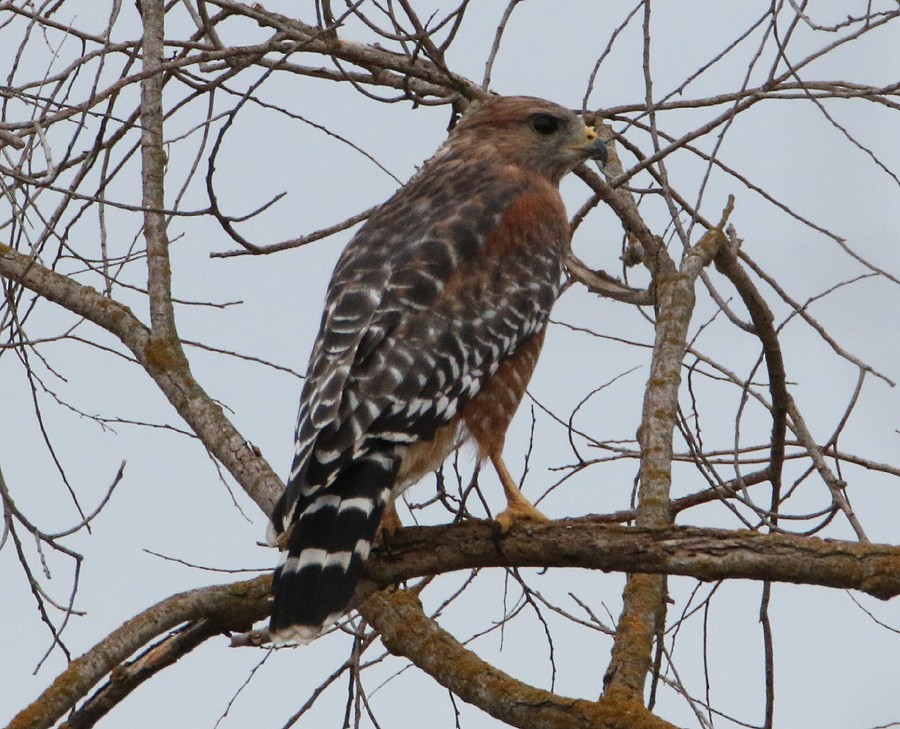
[577,125,608,168]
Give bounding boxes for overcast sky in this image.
[2,3,900,728]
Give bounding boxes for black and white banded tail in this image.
[269,450,399,643]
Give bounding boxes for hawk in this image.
[268,95,607,643]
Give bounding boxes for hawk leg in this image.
[376,501,404,540]
[491,452,547,532]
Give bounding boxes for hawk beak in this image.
[578,126,608,167]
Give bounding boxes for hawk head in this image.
[448,95,608,183]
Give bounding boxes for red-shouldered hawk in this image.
[268,96,607,643]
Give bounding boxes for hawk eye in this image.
[531,113,561,135]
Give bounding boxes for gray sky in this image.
[2,2,900,728]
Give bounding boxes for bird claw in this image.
[375,504,404,543]
[495,502,548,533]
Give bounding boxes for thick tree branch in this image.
[596,191,731,698]
[59,620,222,729]
[362,589,682,729]
[11,520,900,729]
[361,521,900,599]
[140,0,177,341]
[7,578,270,729]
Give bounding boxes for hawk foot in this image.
[376,503,404,542]
[495,500,548,533]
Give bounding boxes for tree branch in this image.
[362,589,682,729]
[7,577,270,729]
[140,0,177,341]
[0,243,283,515]
[11,520,899,729]
[598,166,731,701]
[360,521,900,600]
[59,620,222,729]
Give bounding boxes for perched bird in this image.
[268,95,607,643]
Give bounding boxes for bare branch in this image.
[0,243,283,515]
[7,577,270,729]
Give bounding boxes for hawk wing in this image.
[274,158,566,529]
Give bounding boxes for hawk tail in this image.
[269,451,398,643]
